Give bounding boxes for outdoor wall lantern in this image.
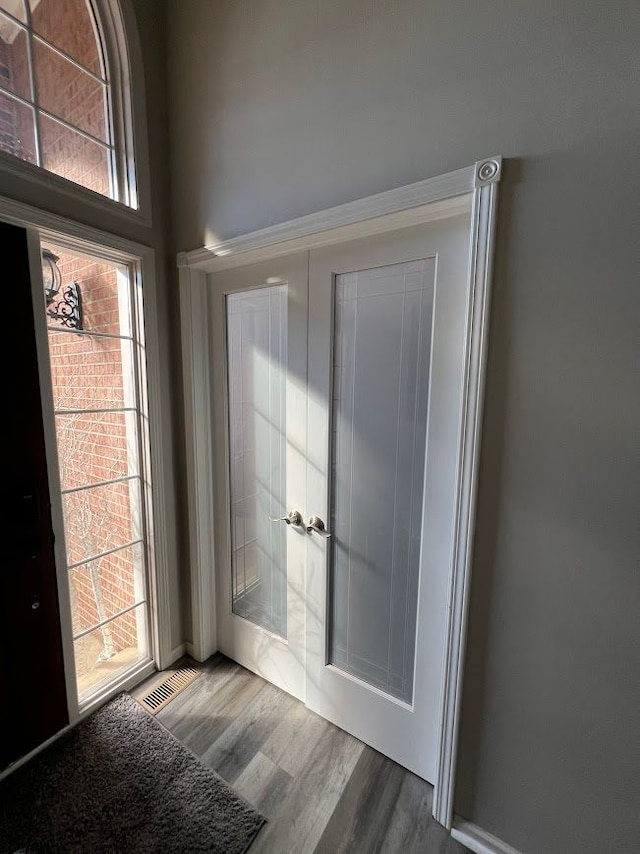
[42,248,83,331]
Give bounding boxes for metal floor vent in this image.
[139,667,201,715]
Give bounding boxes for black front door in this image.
[0,221,68,769]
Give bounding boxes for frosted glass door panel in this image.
[226,286,288,638]
[330,259,435,703]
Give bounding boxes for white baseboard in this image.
[452,817,523,854]
[169,643,187,665]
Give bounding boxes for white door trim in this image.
[179,266,217,662]
[179,156,501,824]
[432,165,500,827]
[178,159,499,273]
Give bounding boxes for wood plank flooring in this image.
[135,654,468,854]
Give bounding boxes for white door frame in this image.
[178,156,501,828]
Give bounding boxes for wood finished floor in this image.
[135,654,468,854]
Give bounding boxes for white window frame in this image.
[0,191,173,725]
[0,0,150,222]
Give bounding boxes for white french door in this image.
[211,252,309,701]
[210,213,471,781]
[305,216,470,781]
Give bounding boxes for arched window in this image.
[0,0,136,206]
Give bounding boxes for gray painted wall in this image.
[165,1,640,852]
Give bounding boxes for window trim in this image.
[93,0,136,208]
[0,189,173,723]
[0,0,151,224]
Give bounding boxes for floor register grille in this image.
[137,667,201,715]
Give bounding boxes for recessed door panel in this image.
[330,260,435,703]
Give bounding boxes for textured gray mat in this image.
[0,693,265,853]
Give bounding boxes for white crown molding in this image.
[178,157,501,272]
[451,818,524,854]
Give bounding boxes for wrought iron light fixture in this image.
[42,249,83,330]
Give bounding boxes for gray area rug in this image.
[0,693,265,853]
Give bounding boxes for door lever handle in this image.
[306,516,331,538]
[270,510,303,527]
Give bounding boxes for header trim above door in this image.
[177,157,501,273]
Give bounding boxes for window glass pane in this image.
[40,114,110,196]
[48,331,134,411]
[0,1,122,205]
[69,543,145,635]
[0,88,34,161]
[227,286,288,639]
[44,245,132,336]
[56,410,139,491]
[74,604,148,701]
[42,239,148,708]
[34,39,106,140]
[0,1,26,24]
[29,0,101,76]
[329,260,435,704]
[62,477,142,566]
[0,12,31,99]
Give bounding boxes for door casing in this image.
[179,156,502,828]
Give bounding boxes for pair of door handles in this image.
[270,510,331,538]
